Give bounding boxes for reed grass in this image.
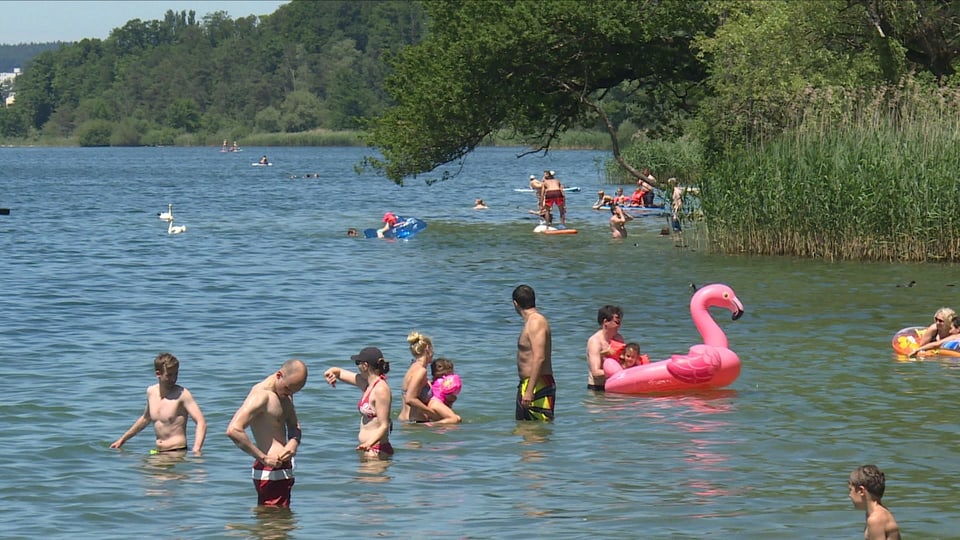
[698,78,960,262]
[241,129,365,147]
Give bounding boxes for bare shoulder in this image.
[866,507,900,540]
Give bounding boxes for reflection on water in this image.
[355,455,393,483]
[139,451,207,498]
[225,506,298,540]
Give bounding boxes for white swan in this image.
[168,219,187,235]
[158,203,173,221]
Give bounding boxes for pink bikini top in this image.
[358,376,385,419]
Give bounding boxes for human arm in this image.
[324,366,361,388]
[915,323,938,347]
[181,388,207,454]
[426,397,462,424]
[276,410,301,464]
[110,393,152,449]
[585,335,607,380]
[403,367,435,418]
[910,333,958,357]
[225,388,275,465]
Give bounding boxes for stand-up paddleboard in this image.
[251,162,272,166]
[364,217,427,239]
[515,186,581,193]
[593,205,669,217]
[533,223,577,235]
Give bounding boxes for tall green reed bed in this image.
[700,82,960,262]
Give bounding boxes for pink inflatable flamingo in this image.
[603,283,744,394]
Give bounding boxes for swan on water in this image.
[158,203,173,221]
[168,220,187,234]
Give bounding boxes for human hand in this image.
[323,368,339,387]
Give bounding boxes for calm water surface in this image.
[1,146,957,539]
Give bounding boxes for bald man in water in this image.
[226,359,307,507]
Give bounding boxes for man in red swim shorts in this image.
[540,171,566,225]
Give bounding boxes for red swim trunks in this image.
[252,459,295,507]
[544,190,565,207]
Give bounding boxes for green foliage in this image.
[167,98,201,132]
[6,0,427,144]
[607,134,704,185]
[0,42,66,71]
[75,119,114,146]
[365,0,713,184]
[699,79,960,261]
[0,106,28,137]
[142,127,178,146]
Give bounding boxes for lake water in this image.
[1,146,956,539]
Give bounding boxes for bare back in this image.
[517,309,552,380]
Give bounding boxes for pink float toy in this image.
[603,283,744,394]
[431,374,462,405]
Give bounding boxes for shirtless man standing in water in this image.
[226,359,307,507]
[540,170,567,225]
[513,285,555,421]
[585,305,625,391]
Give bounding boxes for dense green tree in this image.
[364,0,713,184]
[7,0,427,143]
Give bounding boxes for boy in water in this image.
[848,464,901,540]
[111,352,207,454]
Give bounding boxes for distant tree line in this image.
[0,43,65,72]
[0,0,427,145]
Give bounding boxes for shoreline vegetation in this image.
[0,127,616,150]
[5,79,960,264]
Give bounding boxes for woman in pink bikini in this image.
[323,347,394,458]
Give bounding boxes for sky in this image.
[0,1,289,45]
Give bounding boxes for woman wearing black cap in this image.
[323,347,394,458]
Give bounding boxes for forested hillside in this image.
[0,43,67,72]
[0,0,427,145]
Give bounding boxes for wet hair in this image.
[154,352,179,374]
[512,285,536,309]
[623,342,641,356]
[431,357,455,380]
[597,305,623,326]
[849,465,886,500]
[407,331,433,357]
